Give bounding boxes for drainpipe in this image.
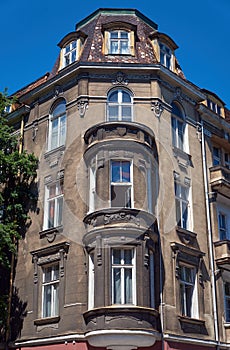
[200,121,219,349]
[6,116,24,348]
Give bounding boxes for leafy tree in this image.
[0,90,38,343]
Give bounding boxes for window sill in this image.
[34,316,60,326]
[178,315,207,334]
[224,322,230,328]
[39,226,63,242]
[44,145,65,159]
[176,226,197,245]
[172,146,192,167]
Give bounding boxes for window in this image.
[175,182,190,230]
[63,40,77,66]
[88,253,95,310]
[42,264,59,318]
[159,43,172,69]
[112,248,136,305]
[109,30,130,54]
[111,160,132,208]
[207,99,221,115]
[107,89,133,121]
[225,282,230,322]
[171,102,185,151]
[213,147,221,166]
[218,213,228,240]
[48,100,66,151]
[44,180,64,229]
[179,265,198,318]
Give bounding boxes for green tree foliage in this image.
[0,90,38,342]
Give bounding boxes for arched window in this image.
[171,101,185,151]
[48,99,66,151]
[107,89,133,122]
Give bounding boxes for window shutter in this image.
[130,31,135,56]
[104,31,109,55]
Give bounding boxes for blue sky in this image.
[1,0,230,107]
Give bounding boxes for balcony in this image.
[209,165,230,198]
[214,240,230,268]
[84,121,156,152]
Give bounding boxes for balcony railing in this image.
[209,165,230,198]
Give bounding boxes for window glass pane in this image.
[113,249,121,264]
[53,265,59,280]
[108,106,119,120]
[121,41,129,54]
[71,50,76,63]
[124,249,132,264]
[121,106,132,120]
[65,44,70,53]
[122,91,131,103]
[111,41,119,54]
[175,198,181,227]
[71,40,76,49]
[121,161,130,182]
[49,185,56,199]
[113,268,121,303]
[125,268,132,303]
[172,103,183,118]
[48,200,55,228]
[51,119,58,149]
[57,197,63,227]
[52,101,66,117]
[53,284,59,316]
[44,266,52,282]
[182,202,188,229]
[109,91,119,102]
[120,32,128,38]
[111,32,119,38]
[185,285,193,317]
[225,283,230,296]
[59,115,66,146]
[111,161,120,182]
[43,285,51,317]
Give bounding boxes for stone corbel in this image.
[77,98,89,118]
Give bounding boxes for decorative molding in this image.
[112,71,129,85]
[104,212,140,226]
[77,98,89,118]
[151,100,163,118]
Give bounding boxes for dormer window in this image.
[207,99,221,115]
[63,40,77,67]
[160,43,172,69]
[103,23,135,56]
[110,30,130,54]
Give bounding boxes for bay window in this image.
[112,248,136,305]
[111,160,132,208]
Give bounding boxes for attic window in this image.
[61,38,83,68]
[159,43,172,69]
[207,99,221,115]
[104,29,135,56]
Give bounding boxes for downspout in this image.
[200,120,219,349]
[6,116,24,347]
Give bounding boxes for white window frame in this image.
[89,165,96,213]
[110,160,133,208]
[48,100,66,151]
[159,43,172,69]
[175,182,191,230]
[111,247,136,305]
[107,89,133,122]
[43,180,64,230]
[63,40,78,67]
[179,265,198,318]
[224,281,230,322]
[109,30,130,55]
[42,264,59,318]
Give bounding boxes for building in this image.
[4,8,230,350]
